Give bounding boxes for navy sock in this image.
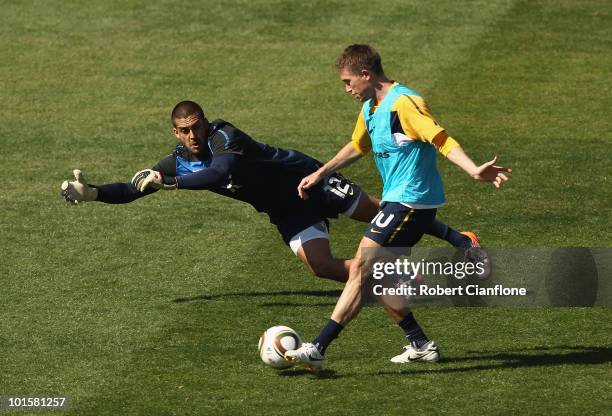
[398,312,429,349]
[313,319,344,355]
[427,220,471,250]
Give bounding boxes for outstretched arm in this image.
[297,142,363,199]
[61,169,157,204]
[132,153,238,192]
[95,181,157,203]
[445,144,511,188]
[176,153,237,190]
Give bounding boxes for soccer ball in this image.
[258,325,302,369]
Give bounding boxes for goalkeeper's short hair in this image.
[171,101,205,126]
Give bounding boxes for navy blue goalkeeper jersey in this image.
[95,118,360,241]
[152,119,323,214]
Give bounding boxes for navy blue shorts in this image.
[275,172,361,245]
[364,202,437,247]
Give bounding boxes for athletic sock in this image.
[398,312,429,349]
[428,219,472,250]
[313,319,344,355]
[450,228,472,250]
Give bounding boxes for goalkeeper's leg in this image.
[295,238,351,283]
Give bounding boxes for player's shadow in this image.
[174,289,342,304]
[276,368,343,379]
[372,345,612,376]
[258,302,338,307]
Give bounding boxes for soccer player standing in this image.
[286,44,511,369]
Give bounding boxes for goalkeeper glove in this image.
[131,169,177,192]
[60,169,98,204]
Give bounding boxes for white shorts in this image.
[288,221,329,255]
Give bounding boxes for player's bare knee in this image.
[347,257,365,281]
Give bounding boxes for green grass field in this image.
[1,0,611,414]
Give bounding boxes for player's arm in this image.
[314,141,364,176]
[97,154,178,202]
[297,113,369,199]
[131,155,237,192]
[175,153,237,190]
[297,142,362,199]
[428,129,511,188]
[133,127,244,192]
[95,179,158,203]
[445,143,511,188]
[60,169,159,204]
[61,154,178,204]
